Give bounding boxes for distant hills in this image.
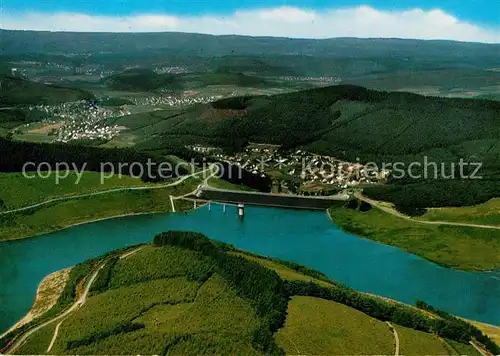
[1,30,499,68]
[102,69,269,92]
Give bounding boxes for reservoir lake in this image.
[1,204,499,333]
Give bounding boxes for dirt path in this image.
[355,192,500,230]
[386,322,400,356]
[46,320,63,352]
[6,246,146,354]
[6,261,106,354]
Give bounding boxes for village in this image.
[189,144,390,195]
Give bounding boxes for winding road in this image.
[355,192,500,231]
[6,245,147,355]
[0,167,213,216]
[6,261,106,354]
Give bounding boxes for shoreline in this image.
[1,198,211,244]
[325,209,500,273]
[1,268,71,339]
[1,208,183,243]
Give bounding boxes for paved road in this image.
[0,168,212,216]
[355,192,500,231]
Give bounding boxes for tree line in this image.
[0,138,188,182]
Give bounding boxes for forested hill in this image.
[135,85,500,208]
[1,30,498,67]
[4,231,497,355]
[0,76,94,105]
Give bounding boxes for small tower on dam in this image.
[237,203,245,218]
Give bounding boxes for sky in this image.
[1,0,499,42]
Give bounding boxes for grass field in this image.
[15,322,57,355]
[445,340,482,356]
[394,325,448,355]
[232,252,333,288]
[0,171,151,210]
[328,204,500,271]
[420,199,500,226]
[0,181,195,241]
[275,296,394,355]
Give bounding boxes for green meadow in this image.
[0,181,196,241]
[0,171,151,210]
[419,199,500,226]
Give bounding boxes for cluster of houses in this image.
[28,101,129,143]
[188,145,389,194]
[131,95,222,107]
[153,66,188,75]
[277,76,341,83]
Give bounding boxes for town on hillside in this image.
[188,144,390,195]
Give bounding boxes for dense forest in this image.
[0,76,94,105]
[0,138,186,182]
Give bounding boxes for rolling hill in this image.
[4,231,497,355]
[0,76,94,106]
[110,84,500,208]
[101,69,271,92]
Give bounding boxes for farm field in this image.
[275,296,394,355]
[419,199,500,226]
[327,203,500,271]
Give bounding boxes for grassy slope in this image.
[16,323,57,355]
[420,198,500,226]
[0,172,151,210]
[445,340,482,356]
[0,181,196,241]
[207,177,256,192]
[231,252,333,288]
[394,324,448,355]
[275,296,394,355]
[327,203,500,271]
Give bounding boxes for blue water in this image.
[1,205,499,333]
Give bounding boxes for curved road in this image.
[355,192,500,231]
[0,167,213,216]
[6,261,106,354]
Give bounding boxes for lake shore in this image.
[0,268,71,339]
